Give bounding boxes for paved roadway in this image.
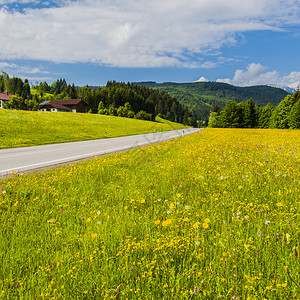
[0,128,201,177]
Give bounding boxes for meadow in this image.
[0,128,299,299]
[0,109,186,149]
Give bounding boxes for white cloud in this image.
[217,63,300,89]
[200,61,218,69]
[0,61,50,80]
[0,0,36,3]
[0,0,299,67]
[195,76,209,83]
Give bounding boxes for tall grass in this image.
[0,109,187,149]
[0,128,299,299]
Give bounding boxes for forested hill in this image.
[0,72,193,125]
[133,81,289,121]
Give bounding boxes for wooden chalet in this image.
[0,92,13,109]
[38,99,87,113]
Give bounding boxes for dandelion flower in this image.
[203,223,209,229]
[193,222,200,229]
[204,218,210,223]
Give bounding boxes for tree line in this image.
[208,90,300,129]
[0,73,196,125]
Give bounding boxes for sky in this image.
[0,0,299,89]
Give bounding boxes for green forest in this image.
[134,81,289,121]
[0,73,195,126]
[208,90,300,129]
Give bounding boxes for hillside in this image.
[0,109,187,149]
[0,74,192,125]
[134,81,289,121]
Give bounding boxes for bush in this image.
[134,110,151,121]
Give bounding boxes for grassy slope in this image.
[0,128,299,299]
[0,110,187,149]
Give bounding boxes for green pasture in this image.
[0,109,187,149]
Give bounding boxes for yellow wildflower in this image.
[162,219,172,227]
[193,222,200,229]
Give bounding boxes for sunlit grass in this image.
[0,128,299,299]
[0,110,187,149]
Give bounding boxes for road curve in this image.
[0,128,202,177]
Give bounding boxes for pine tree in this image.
[258,103,274,128]
[219,100,242,128]
[288,99,300,129]
[269,95,297,128]
[243,98,258,128]
[208,112,220,127]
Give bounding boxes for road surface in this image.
[0,128,201,177]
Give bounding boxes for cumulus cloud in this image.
[194,76,209,83]
[0,61,49,74]
[0,61,51,82]
[0,0,299,67]
[217,63,300,89]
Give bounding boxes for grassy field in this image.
[0,128,299,299]
[0,109,187,149]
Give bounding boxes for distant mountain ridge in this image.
[133,81,290,121]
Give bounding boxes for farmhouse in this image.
[38,99,87,113]
[0,92,12,109]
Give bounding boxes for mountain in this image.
[133,81,290,121]
[283,86,296,94]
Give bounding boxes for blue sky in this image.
[0,0,299,89]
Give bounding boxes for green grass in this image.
[0,128,299,299]
[30,89,54,99]
[0,110,187,149]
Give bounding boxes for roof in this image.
[39,99,87,111]
[40,100,50,105]
[47,103,72,111]
[39,99,86,108]
[51,99,85,105]
[0,92,13,101]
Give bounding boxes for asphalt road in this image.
[0,128,201,177]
